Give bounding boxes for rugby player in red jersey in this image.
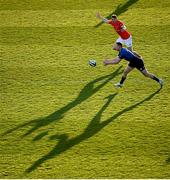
[96,12,133,51]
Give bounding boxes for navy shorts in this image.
[128,58,145,71]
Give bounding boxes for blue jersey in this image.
[118,48,140,62]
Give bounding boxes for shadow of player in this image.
[2,66,123,137]
[25,88,161,173]
[95,0,139,28]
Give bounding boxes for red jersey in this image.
[108,20,131,40]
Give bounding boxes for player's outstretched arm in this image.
[96,12,109,23]
[103,57,121,66]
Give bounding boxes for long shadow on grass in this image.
[166,157,170,164]
[2,66,123,137]
[95,0,139,28]
[25,88,161,173]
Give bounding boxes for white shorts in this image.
[116,35,132,47]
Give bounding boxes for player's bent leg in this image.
[141,69,153,78]
[141,69,163,88]
[123,65,134,77]
[115,66,134,88]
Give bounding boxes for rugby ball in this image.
[89,59,96,67]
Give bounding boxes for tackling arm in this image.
[104,57,121,66]
[96,12,109,23]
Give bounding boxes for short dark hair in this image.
[116,42,123,47]
[111,14,117,19]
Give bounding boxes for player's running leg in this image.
[124,35,133,51]
[141,69,163,88]
[115,65,134,88]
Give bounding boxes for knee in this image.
[143,73,147,77]
[123,69,129,76]
[143,72,150,78]
[123,71,128,77]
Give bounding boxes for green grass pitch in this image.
[0,0,170,178]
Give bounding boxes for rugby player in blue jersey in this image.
[104,42,163,88]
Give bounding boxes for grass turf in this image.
[0,0,170,178]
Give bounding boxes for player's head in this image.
[113,42,122,51]
[111,14,117,22]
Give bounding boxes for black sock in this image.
[120,76,126,84]
[152,75,160,82]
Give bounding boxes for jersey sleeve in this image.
[118,49,125,59]
[108,20,113,24]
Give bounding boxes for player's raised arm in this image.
[103,57,121,66]
[96,12,109,23]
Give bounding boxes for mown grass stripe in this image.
[0,8,169,27]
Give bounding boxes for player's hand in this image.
[96,12,101,19]
[103,59,110,66]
